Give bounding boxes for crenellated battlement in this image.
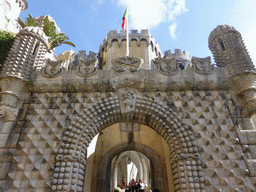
[99,29,161,56]
[67,50,97,70]
[76,50,97,60]
[164,49,192,68]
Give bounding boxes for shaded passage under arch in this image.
[96,142,169,192]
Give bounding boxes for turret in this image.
[164,49,192,69]
[208,25,256,117]
[0,26,48,121]
[98,30,161,70]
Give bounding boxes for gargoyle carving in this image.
[112,55,143,72]
[76,58,98,77]
[192,56,215,75]
[119,88,137,113]
[0,103,19,121]
[42,59,65,78]
[152,57,180,75]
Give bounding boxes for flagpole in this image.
[126,6,129,56]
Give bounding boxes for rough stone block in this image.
[246,159,256,176]
[0,163,10,179]
[0,122,16,134]
[238,130,256,144]
[0,134,9,148]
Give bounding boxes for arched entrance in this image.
[51,93,204,192]
[96,142,167,192]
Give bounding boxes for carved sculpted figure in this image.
[112,55,143,72]
[191,56,215,75]
[42,59,65,78]
[119,88,137,113]
[76,58,98,77]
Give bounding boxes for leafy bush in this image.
[0,30,15,70]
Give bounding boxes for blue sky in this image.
[20,0,256,64]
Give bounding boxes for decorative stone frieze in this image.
[42,59,65,78]
[75,58,98,77]
[152,56,180,75]
[192,56,215,75]
[112,55,143,72]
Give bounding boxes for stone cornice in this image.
[28,67,229,93]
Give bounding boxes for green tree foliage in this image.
[25,14,39,27]
[43,16,75,52]
[0,30,15,70]
[25,14,75,52]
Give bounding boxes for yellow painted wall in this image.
[103,40,149,70]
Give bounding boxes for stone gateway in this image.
[1,25,256,192]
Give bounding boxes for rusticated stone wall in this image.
[0,89,254,191]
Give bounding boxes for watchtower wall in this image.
[98,30,162,70]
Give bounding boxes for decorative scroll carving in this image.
[192,56,215,75]
[56,155,86,165]
[118,88,137,113]
[76,58,98,77]
[112,55,143,72]
[152,57,180,75]
[119,122,141,132]
[171,153,200,162]
[0,103,19,121]
[42,59,64,78]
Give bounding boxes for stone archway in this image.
[51,94,205,192]
[96,142,168,192]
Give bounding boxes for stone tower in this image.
[209,25,256,117]
[98,30,161,70]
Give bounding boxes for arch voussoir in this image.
[52,95,205,192]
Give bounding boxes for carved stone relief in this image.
[118,88,137,113]
[76,58,98,77]
[112,55,143,72]
[191,56,215,75]
[119,122,141,132]
[152,57,180,75]
[42,59,65,78]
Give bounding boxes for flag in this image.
[122,8,127,30]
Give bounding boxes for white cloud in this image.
[79,0,188,38]
[168,0,188,21]
[169,23,177,38]
[118,0,188,38]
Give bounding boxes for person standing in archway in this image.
[122,177,126,188]
[138,180,145,192]
[130,178,136,192]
